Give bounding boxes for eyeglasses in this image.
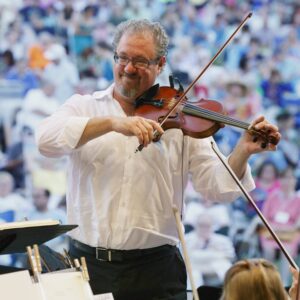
[113,53,159,69]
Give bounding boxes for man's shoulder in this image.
[64,84,114,104]
[64,93,94,105]
[92,84,114,101]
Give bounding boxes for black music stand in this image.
[197,286,223,300]
[0,223,77,255]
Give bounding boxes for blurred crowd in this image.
[0,0,300,287]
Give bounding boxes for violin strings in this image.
[183,103,248,128]
[183,103,272,142]
[183,103,250,129]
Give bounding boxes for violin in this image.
[135,85,279,146]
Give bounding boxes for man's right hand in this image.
[111,116,164,147]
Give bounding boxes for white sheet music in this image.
[93,293,114,300]
[0,270,96,300]
[0,270,41,300]
[0,219,59,230]
[0,267,115,299]
[41,271,94,299]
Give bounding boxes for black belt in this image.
[70,239,176,262]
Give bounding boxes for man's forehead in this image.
[117,33,156,56]
[119,31,154,44]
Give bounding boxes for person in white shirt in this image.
[36,19,280,300]
[43,43,79,103]
[28,187,67,252]
[185,213,235,287]
[0,171,32,221]
[17,79,60,133]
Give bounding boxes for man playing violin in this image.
[36,19,281,300]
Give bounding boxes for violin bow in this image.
[173,205,200,300]
[210,141,300,289]
[136,12,252,152]
[297,270,300,300]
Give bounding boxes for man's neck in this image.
[113,91,135,116]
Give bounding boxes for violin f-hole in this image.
[158,113,179,123]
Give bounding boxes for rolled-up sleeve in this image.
[36,94,90,157]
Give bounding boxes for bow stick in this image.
[173,205,200,300]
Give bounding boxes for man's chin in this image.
[119,87,139,99]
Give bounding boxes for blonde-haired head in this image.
[221,259,288,300]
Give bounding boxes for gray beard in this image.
[118,85,139,99]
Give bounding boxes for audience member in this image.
[0,171,31,222]
[5,59,39,96]
[27,32,54,71]
[28,186,67,251]
[0,50,15,77]
[261,167,300,285]
[71,5,96,55]
[246,160,280,219]
[261,69,294,108]
[0,126,27,189]
[17,79,59,133]
[275,110,300,168]
[220,259,298,300]
[186,213,235,287]
[223,78,260,122]
[43,43,79,103]
[184,184,231,235]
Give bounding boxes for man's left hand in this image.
[238,115,281,155]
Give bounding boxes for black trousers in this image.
[69,241,187,300]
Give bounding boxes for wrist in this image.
[233,140,251,161]
[108,116,118,132]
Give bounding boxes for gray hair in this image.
[112,19,169,58]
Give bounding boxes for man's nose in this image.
[124,60,137,73]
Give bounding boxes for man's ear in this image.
[158,56,166,73]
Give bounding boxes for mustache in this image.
[121,72,139,79]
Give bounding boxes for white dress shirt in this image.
[36,84,255,250]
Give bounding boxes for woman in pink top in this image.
[246,160,281,219]
[260,167,300,285]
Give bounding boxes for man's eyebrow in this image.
[117,52,150,60]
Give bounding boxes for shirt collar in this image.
[93,83,115,101]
